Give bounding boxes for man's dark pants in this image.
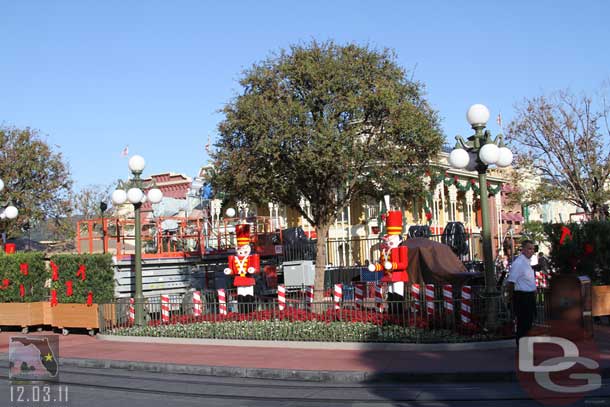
[514,291,536,344]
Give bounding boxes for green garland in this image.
[470,180,501,196]
[426,167,502,198]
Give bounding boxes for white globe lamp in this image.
[128,155,146,173]
[496,147,514,168]
[226,207,236,218]
[147,188,163,204]
[466,104,490,126]
[448,148,470,169]
[479,143,500,165]
[111,189,127,205]
[127,188,144,204]
[4,205,18,219]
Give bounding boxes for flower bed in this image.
[108,320,498,343]
[106,306,508,343]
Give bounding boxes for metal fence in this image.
[96,283,551,342]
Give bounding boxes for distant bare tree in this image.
[73,184,113,219]
[507,88,610,219]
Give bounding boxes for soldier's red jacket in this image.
[372,246,409,283]
[226,254,260,287]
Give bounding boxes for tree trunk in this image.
[313,223,329,302]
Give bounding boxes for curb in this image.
[96,334,516,351]
[12,355,519,383]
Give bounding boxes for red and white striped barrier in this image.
[535,271,548,288]
[278,284,286,311]
[425,284,435,316]
[161,294,170,323]
[460,285,471,324]
[128,297,135,324]
[218,289,227,315]
[333,284,343,310]
[411,284,421,313]
[375,283,384,313]
[305,285,314,310]
[192,290,202,317]
[443,284,453,314]
[354,284,364,309]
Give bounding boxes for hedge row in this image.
[0,252,114,303]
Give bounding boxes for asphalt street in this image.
[1,364,610,407]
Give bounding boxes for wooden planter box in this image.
[0,302,49,332]
[592,285,610,317]
[51,303,100,334]
[50,303,116,335]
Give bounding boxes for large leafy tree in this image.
[0,126,73,238]
[212,41,443,298]
[507,89,610,219]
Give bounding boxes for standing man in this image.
[369,210,408,312]
[224,224,260,313]
[506,240,537,344]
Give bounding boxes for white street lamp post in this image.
[112,155,163,326]
[448,104,513,325]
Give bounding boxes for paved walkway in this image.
[1,325,609,382]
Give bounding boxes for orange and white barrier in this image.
[192,291,202,317]
[218,289,227,315]
[375,283,384,313]
[411,284,421,313]
[333,284,343,310]
[278,284,286,311]
[161,294,170,323]
[460,285,471,324]
[443,285,453,314]
[425,284,435,316]
[355,284,364,309]
[128,297,135,324]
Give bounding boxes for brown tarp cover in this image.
[402,238,477,285]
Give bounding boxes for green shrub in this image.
[0,252,47,302]
[49,253,114,303]
[544,221,610,284]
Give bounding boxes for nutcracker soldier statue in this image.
[368,210,408,314]
[224,224,260,313]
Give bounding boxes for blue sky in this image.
[1,1,608,190]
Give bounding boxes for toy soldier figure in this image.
[224,224,260,313]
[369,210,409,313]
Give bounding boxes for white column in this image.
[448,184,458,222]
[211,199,222,228]
[433,182,443,232]
[465,189,474,231]
[237,200,249,218]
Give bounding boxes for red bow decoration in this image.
[50,289,58,307]
[66,280,73,297]
[76,264,86,281]
[559,226,573,246]
[19,284,25,298]
[86,291,93,306]
[1,279,9,289]
[20,263,29,276]
[50,261,59,281]
[425,212,433,221]
[584,243,595,255]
